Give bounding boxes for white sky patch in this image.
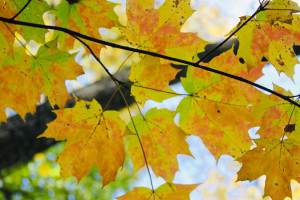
[182,0,259,42]
[4,107,18,118]
[248,127,260,149]
[174,136,216,184]
[130,167,166,189]
[190,155,264,200]
[248,127,261,140]
[142,82,188,113]
[255,57,300,96]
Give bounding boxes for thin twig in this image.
[118,87,155,192]
[71,34,155,192]
[288,94,300,98]
[195,0,270,64]
[10,0,32,20]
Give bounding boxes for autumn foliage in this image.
[1,0,300,199]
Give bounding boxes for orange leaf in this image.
[40,99,126,185]
[238,137,300,200]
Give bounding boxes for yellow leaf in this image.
[117,183,197,200]
[40,99,126,185]
[257,0,300,24]
[126,108,190,181]
[232,7,300,76]
[123,0,206,54]
[130,56,179,104]
[0,40,82,121]
[55,0,118,51]
[238,137,300,200]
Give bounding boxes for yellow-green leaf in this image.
[177,66,278,158]
[130,56,179,104]
[0,40,83,121]
[54,0,118,51]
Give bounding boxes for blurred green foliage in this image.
[0,143,133,200]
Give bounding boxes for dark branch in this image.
[0,16,298,107]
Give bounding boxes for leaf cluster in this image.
[1,0,300,199]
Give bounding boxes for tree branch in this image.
[0,3,298,107]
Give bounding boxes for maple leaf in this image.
[123,0,207,102]
[238,137,300,200]
[40,99,126,185]
[11,0,50,42]
[0,65,42,121]
[0,0,17,18]
[0,1,19,58]
[123,0,207,57]
[0,40,82,121]
[126,108,191,181]
[129,56,179,104]
[176,66,282,158]
[238,106,300,199]
[0,26,15,64]
[117,183,196,200]
[53,0,118,51]
[1,0,300,197]
[202,45,266,79]
[0,0,49,43]
[259,106,295,139]
[233,0,300,76]
[257,0,300,24]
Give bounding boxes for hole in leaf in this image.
[284,124,295,133]
[66,0,80,4]
[53,104,59,110]
[239,57,245,64]
[261,56,268,62]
